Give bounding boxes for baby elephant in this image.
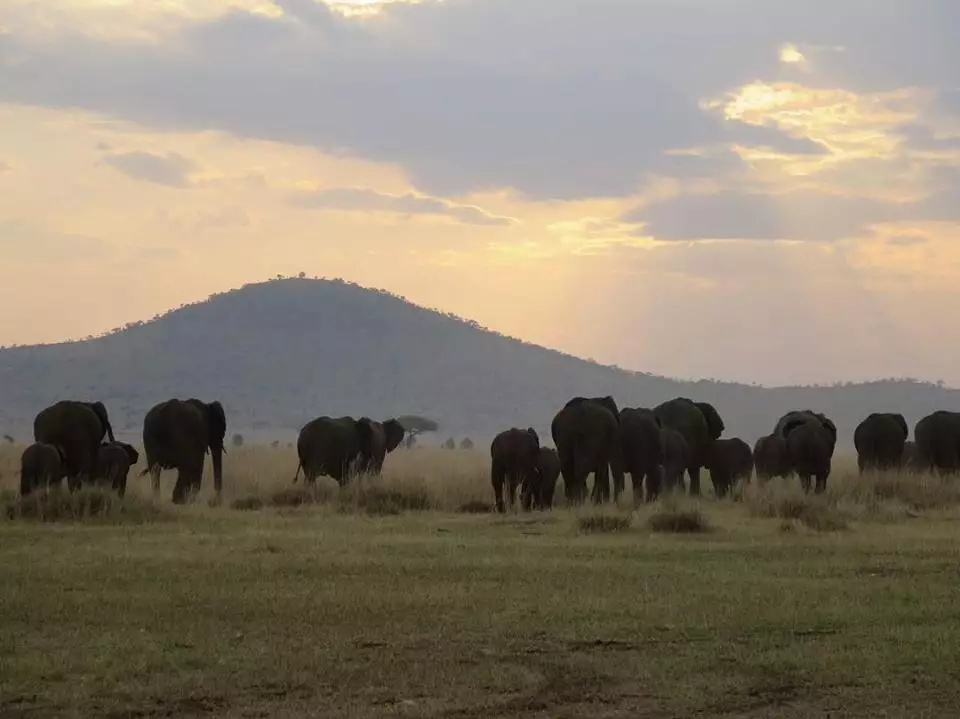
[95,442,140,498]
[705,438,754,498]
[20,442,67,497]
[521,447,561,511]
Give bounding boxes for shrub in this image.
[343,484,434,516]
[268,485,334,508]
[648,506,712,534]
[578,513,632,533]
[747,491,848,532]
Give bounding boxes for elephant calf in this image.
[705,438,753,498]
[490,427,540,513]
[753,434,790,483]
[20,442,67,497]
[95,442,141,498]
[660,428,689,494]
[521,446,561,511]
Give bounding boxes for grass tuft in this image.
[340,482,434,516]
[231,496,265,511]
[746,489,849,532]
[648,501,712,534]
[578,513,632,533]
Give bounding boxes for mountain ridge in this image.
[0,276,956,448]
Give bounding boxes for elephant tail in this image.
[292,461,302,484]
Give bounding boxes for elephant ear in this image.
[818,415,838,442]
[205,401,228,448]
[695,402,725,440]
[563,396,589,409]
[781,416,808,438]
[526,427,540,447]
[383,419,406,453]
[123,443,140,464]
[597,396,620,421]
[89,401,116,443]
[890,413,909,438]
[355,418,376,457]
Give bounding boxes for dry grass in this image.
[577,512,632,533]
[5,444,960,716]
[648,498,713,533]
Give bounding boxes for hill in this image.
[0,277,957,448]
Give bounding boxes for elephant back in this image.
[653,397,713,467]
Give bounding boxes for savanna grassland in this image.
[3,446,960,718]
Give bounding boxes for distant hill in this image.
[0,277,957,449]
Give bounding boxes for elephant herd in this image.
[16,395,960,513]
[19,398,227,504]
[17,397,409,503]
[489,398,960,513]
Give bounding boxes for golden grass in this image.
[5,445,960,716]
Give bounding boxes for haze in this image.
[1,0,958,387]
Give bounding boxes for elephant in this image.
[753,434,790,483]
[550,395,623,505]
[521,446,561,511]
[652,398,725,496]
[293,415,379,487]
[33,400,115,491]
[618,407,663,505]
[854,412,908,474]
[94,442,140,498]
[774,410,837,494]
[354,418,406,475]
[142,398,227,504]
[490,427,540,513]
[19,442,67,497]
[659,427,689,493]
[913,411,960,475]
[704,437,754,498]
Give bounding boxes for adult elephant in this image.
[95,442,141,498]
[521,447,561,511]
[854,412,908,474]
[20,442,66,497]
[913,411,960,475]
[753,434,790,483]
[551,395,623,505]
[33,400,115,491]
[653,398,725,496]
[490,427,540,513]
[660,428,689,493]
[142,398,226,504]
[355,418,406,475]
[705,437,753,498]
[293,415,376,487]
[618,407,663,505]
[774,410,837,494]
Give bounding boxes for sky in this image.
[1,0,959,387]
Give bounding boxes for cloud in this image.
[0,2,837,201]
[101,151,197,188]
[0,220,110,263]
[626,184,960,242]
[290,187,515,226]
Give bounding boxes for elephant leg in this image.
[645,466,662,504]
[815,473,828,494]
[593,462,611,505]
[628,470,643,509]
[491,461,506,513]
[799,473,812,494]
[687,466,702,497]
[172,470,189,504]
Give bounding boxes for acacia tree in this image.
[396,415,439,449]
